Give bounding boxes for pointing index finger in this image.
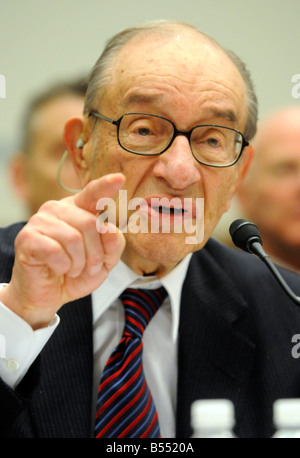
[73,173,125,214]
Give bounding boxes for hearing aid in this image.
[76,136,85,149]
[76,132,85,149]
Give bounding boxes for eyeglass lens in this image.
[118,113,242,166]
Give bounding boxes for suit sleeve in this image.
[0,223,39,436]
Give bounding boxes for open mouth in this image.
[152,205,187,215]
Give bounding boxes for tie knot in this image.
[120,286,167,338]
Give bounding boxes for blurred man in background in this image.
[237,106,300,273]
[10,77,87,216]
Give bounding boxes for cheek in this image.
[200,170,238,237]
[88,131,131,180]
[256,181,288,206]
[29,154,57,182]
[204,170,236,211]
[87,152,116,183]
[89,137,153,188]
[244,180,289,225]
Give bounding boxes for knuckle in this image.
[38,199,60,213]
[66,231,83,248]
[82,214,97,232]
[87,245,104,267]
[90,255,104,267]
[27,212,47,227]
[15,224,34,248]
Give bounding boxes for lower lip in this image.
[139,203,192,222]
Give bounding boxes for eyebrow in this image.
[123,93,164,106]
[205,108,238,125]
[123,93,239,125]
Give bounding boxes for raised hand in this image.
[0,173,126,329]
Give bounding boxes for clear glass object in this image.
[273,399,300,438]
[191,399,236,438]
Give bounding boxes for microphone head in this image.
[229,219,262,253]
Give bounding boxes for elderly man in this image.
[237,106,300,273]
[0,20,300,439]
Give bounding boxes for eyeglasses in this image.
[89,111,249,168]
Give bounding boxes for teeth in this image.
[173,208,185,214]
[153,206,185,214]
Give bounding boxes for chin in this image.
[126,232,204,265]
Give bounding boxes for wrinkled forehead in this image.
[102,31,247,124]
[115,32,230,84]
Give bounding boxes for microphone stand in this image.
[230,219,300,307]
[249,241,300,306]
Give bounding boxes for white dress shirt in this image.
[0,254,192,438]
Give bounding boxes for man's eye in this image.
[207,137,220,147]
[137,128,151,136]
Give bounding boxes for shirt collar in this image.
[92,254,192,342]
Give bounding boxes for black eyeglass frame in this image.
[88,110,249,168]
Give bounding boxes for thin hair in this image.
[84,20,258,141]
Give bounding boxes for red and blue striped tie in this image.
[95,286,167,438]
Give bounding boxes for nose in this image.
[152,135,201,190]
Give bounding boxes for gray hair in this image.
[84,20,258,141]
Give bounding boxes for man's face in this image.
[239,117,300,251]
[21,95,83,214]
[76,32,251,275]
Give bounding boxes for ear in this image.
[64,117,91,185]
[9,153,31,201]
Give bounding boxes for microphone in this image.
[229,219,300,306]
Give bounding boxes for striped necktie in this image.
[95,286,167,438]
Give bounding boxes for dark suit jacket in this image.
[1,222,300,438]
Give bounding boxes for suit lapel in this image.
[30,295,94,438]
[176,248,256,438]
[19,239,257,438]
